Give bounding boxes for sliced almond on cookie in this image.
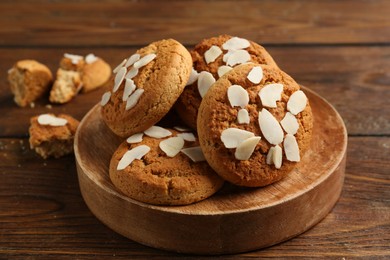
[221,128,255,148]
[222,37,250,50]
[177,132,196,142]
[217,65,233,77]
[197,71,215,98]
[85,53,98,64]
[113,67,127,92]
[144,126,172,138]
[100,91,111,106]
[186,67,199,86]
[284,134,300,162]
[173,126,192,132]
[287,90,307,115]
[259,83,283,108]
[126,133,144,144]
[181,146,206,162]
[125,66,139,79]
[226,50,251,67]
[266,146,275,165]
[205,45,223,64]
[37,114,68,126]
[125,88,144,110]
[159,136,185,157]
[237,108,250,124]
[280,112,299,135]
[64,53,83,65]
[228,85,249,108]
[113,59,127,73]
[247,66,263,84]
[273,145,283,169]
[117,145,150,170]
[125,53,141,68]
[234,136,261,160]
[133,53,156,69]
[122,78,136,101]
[258,108,284,145]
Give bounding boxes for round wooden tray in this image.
[74,86,347,255]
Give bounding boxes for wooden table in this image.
[1,1,389,258]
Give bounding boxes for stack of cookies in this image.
[101,35,313,206]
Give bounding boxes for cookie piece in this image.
[197,63,313,187]
[29,113,79,159]
[175,35,278,129]
[109,128,224,205]
[8,60,53,107]
[101,39,192,138]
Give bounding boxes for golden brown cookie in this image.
[197,63,313,187]
[109,128,224,205]
[175,35,278,129]
[101,39,192,138]
[29,113,79,159]
[8,60,53,107]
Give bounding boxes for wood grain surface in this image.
[0,0,389,259]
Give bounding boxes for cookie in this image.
[8,60,53,107]
[175,35,278,129]
[101,39,192,138]
[197,63,313,187]
[109,128,224,205]
[29,113,79,159]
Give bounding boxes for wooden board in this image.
[74,86,347,254]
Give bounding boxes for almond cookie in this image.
[175,35,278,129]
[8,60,53,107]
[109,128,224,205]
[101,39,192,138]
[29,113,79,159]
[197,63,313,187]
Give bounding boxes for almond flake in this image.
[144,126,172,139]
[64,53,83,64]
[258,108,284,145]
[85,53,98,64]
[100,91,111,106]
[159,136,185,157]
[222,50,234,62]
[217,65,233,78]
[125,53,141,68]
[181,146,206,162]
[284,134,300,162]
[125,66,139,79]
[122,78,136,101]
[113,67,127,92]
[117,145,150,170]
[222,37,250,50]
[125,88,144,110]
[221,128,255,148]
[287,90,307,115]
[37,114,67,126]
[235,136,261,160]
[280,112,299,135]
[197,71,215,98]
[205,45,223,64]
[133,53,156,69]
[113,59,127,73]
[247,66,263,84]
[237,108,250,124]
[259,83,283,108]
[228,85,249,108]
[226,50,251,66]
[186,67,199,86]
[273,145,283,169]
[266,146,275,165]
[177,132,196,142]
[173,126,192,132]
[126,133,144,144]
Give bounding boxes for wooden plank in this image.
[0,0,389,46]
[0,46,389,137]
[0,136,389,258]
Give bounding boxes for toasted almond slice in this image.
[126,133,144,144]
[217,65,233,78]
[173,126,192,132]
[85,53,98,64]
[237,108,250,124]
[117,145,150,170]
[205,45,223,64]
[222,50,235,62]
[64,53,83,64]
[113,67,127,92]
[122,78,136,101]
[226,50,251,66]
[159,136,185,157]
[177,132,196,142]
[259,83,283,108]
[235,136,261,160]
[273,145,283,169]
[144,126,172,138]
[228,85,249,108]
[258,108,284,145]
[125,88,144,110]
[197,71,215,98]
[247,66,263,84]
[113,59,127,73]
[133,53,156,69]
[100,91,111,106]
[222,37,250,50]
[37,114,68,126]
[280,112,299,135]
[186,67,199,86]
[181,146,206,162]
[125,66,139,79]
[287,90,307,115]
[125,53,141,68]
[221,128,255,148]
[266,146,275,165]
[284,134,300,162]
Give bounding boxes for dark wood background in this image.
[1,0,389,259]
